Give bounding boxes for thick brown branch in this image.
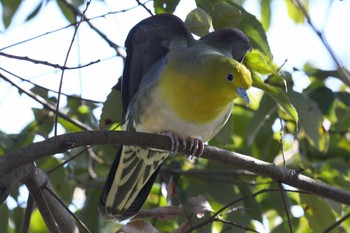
[1,130,350,206]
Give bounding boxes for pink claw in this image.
[162,132,204,158]
[188,138,204,159]
[162,131,186,155]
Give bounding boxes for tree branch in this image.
[1,130,350,207]
[22,165,79,233]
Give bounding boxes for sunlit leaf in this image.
[29,208,47,233]
[211,1,243,28]
[301,195,336,233]
[77,105,90,115]
[196,0,272,57]
[185,7,211,37]
[288,91,329,152]
[1,0,21,28]
[245,49,286,90]
[251,72,298,123]
[56,0,76,24]
[285,0,306,24]
[100,87,123,129]
[154,0,180,14]
[260,0,272,30]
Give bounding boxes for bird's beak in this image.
[237,88,250,104]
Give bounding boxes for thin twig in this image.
[278,117,293,232]
[0,52,100,70]
[59,0,124,57]
[136,0,154,15]
[213,219,258,233]
[0,72,91,130]
[323,212,350,233]
[44,186,92,233]
[22,194,34,233]
[54,1,91,136]
[0,66,103,104]
[186,188,307,232]
[278,183,294,233]
[294,0,350,84]
[23,168,60,233]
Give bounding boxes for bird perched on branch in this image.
[99,14,252,221]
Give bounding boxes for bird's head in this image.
[203,55,252,104]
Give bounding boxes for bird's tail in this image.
[99,145,168,221]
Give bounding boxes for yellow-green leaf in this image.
[251,72,298,123]
[99,87,123,129]
[154,0,180,14]
[1,0,21,28]
[185,8,211,37]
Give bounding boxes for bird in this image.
[99,13,252,222]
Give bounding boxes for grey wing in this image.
[199,28,252,61]
[121,14,193,121]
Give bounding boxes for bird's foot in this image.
[162,131,204,159]
[162,131,187,155]
[187,138,204,159]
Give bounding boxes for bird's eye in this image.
[226,73,234,82]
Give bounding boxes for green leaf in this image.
[211,1,243,28]
[100,87,123,129]
[285,0,306,24]
[246,93,277,145]
[251,72,298,123]
[335,104,350,132]
[245,50,286,90]
[196,0,272,57]
[302,64,350,87]
[32,108,54,138]
[154,0,180,14]
[300,195,337,233]
[213,115,233,145]
[0,204,9,233]
[30,86,49,99]
[307,86,335,116]
[79,188,101,233]
[29,208,48,233]
[260,0,271,30]
[56,0,76,24]
[58,117,82,132]
[335,92,350,105]
[185,8,211,37]
[288,91,329,152]
[1,0,21,28]
[77,105,90,115]
[25,1,43,22]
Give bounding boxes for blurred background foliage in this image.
[0,0,350,232]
